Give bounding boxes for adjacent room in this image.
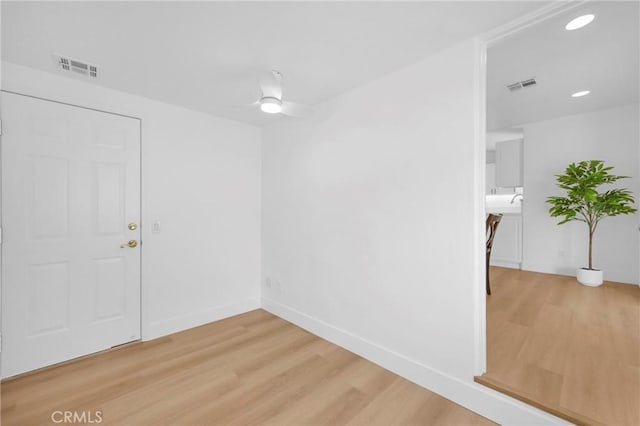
[480,2,640,425]
[0,1,637,426]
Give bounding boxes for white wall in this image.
[0,0,3,362]
[522,103,639,284]
[261,40,565,425]
[263,39,479,380]
[2,61,262,339]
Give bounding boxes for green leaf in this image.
[547,160,637,263]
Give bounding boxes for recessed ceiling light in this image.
[565,14,595,31]
[260,97,282,114]
[571,90,591,98]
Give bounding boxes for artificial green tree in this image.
[547,160,637,270]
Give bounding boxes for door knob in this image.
[128,223,138,231]
[121,240,138,248]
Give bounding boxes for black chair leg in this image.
[486,255,491,295]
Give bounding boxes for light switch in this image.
[152,221,161,234]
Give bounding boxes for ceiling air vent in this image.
[506,78,537,92]
[53,54,99,78]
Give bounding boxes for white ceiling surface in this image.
[2,1,547,126]
[487,1,640,131]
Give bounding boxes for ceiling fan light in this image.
[260,97,282,114]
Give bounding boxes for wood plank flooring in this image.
[479,267,640,426]
[2,309,494,426]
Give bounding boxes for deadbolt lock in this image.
[128,223,138,231]
[121,240,138,248]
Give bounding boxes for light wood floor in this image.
[2,309,493,426]
[479,267,640,426]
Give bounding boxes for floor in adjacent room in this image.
[2,309,493,426]
[477,267,640,426]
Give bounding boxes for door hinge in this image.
[0,118,3,136]
[0,226,3,245]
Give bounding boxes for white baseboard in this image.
[261,297,570,426]
[521,263,639,286]
[490,260,521,269]
[145,297,261,340]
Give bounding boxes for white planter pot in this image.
[576,268,603,287]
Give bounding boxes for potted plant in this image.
[547,160,637,287]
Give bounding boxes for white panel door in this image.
[1,93,141,378]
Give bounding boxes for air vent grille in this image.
[53,54,99,78]
[506,78,537,91]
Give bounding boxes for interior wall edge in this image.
[146,297,261,341]
[473,36,488,377]
[261,297,571,426]
[481,0,588,47]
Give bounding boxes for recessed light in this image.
[571,90,591,98]
[565,14,595,31]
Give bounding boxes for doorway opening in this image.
[476,2,640,425]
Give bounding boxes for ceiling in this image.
[487,1,639,131]
[2,1,547,127]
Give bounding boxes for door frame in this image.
[0,89,144,361]
[472,1,589,376]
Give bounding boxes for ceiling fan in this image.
[253,70,313,117]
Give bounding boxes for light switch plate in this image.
[152,221,161,234]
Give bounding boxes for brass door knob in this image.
[128,223,138,231]
[121,240,138,248]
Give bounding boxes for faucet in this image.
[510,193,524,204]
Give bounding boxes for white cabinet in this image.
[486,163,516,195]
[490,214,522,268]
[496,139,523,188]
[486,163,496,194]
